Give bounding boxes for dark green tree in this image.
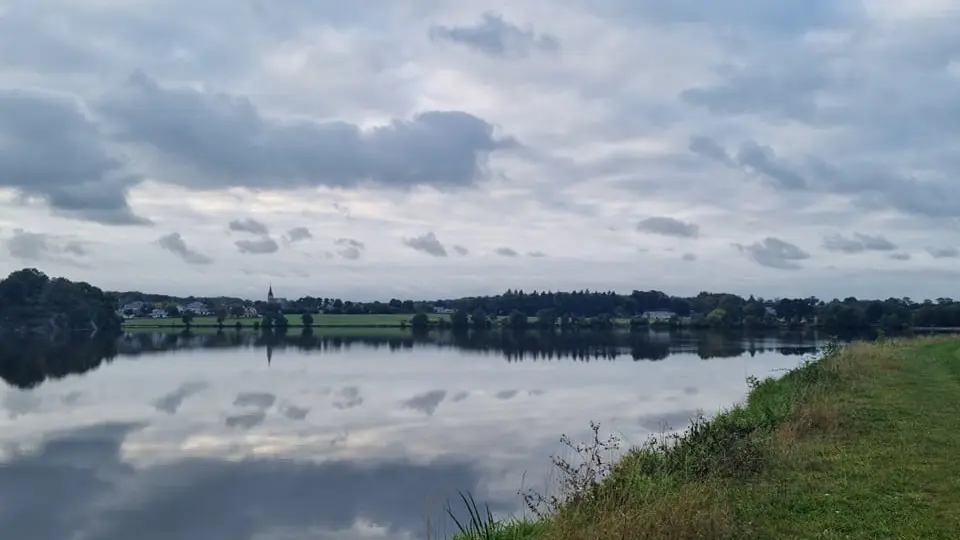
[450,309,470,330]
[411,312,429,330]
[301,312,314,328]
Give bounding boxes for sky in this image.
[1,0,960,301]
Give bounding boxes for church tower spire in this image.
[268,283,274,303]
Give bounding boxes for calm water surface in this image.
[1,330,826,540]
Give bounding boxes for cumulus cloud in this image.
[157,233,213,265]
[527,251,547,258]
[235,237,280,255]
[636,217,700,238]
[452,245,469,256]
[6,229,90,265]
[334,238,365,260]
[402,232,447,257]
[97,71,516,192]
[152,381,209,414]
[429,12,560,59]
[285,227,312,243]
[494,247,519,257]
[735,237,810,270]
[401,390,447,416]
[332,386,363,410]
[927,247,959,259]
[229,218,270,236]
[823,233,898,254]
[0,89,148,225]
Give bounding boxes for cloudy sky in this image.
[1,1,959,301]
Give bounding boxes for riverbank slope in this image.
[462,337,960,539]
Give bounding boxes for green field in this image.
[121,312,448,328]
[456,337,960,539]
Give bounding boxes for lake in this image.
[1,329,828,540]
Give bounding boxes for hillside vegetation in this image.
[0,268,120,336]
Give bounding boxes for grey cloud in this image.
[281,406,310,421]
[927,247,959,259]
[0,89,148,225]
[495,247,518,257]
[429,12,559,59]
[527,251,547,258]
[157,233,213,265]
[235,237,280,255]
[403,232,447,257]
[98,71,515,192]
[636,216,700,238]
[332,386,363,409]
[3,390,42,418]
[61,391,83,405]
[823,233,898,254]
[495,390,519,400]
[335,238,365,261]
[0,421,493,540]
[285,227,312,243]
[691,137,960,220]
[688,135,733,166]
[735,237,810,270]
[63,242,87,256]
[232,392,276,411]
[889,253,911,261]
[451,391,469,402]
[224,411,266,429]
[682,253,697,262]
[152,381,209,414]
[735,141,807,189]
[452,245,469,256]
[7,229,89,264]
[401,390,447,416]
[229,218,270,235]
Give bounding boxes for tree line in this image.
[0,269,121,336]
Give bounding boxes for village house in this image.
[642,310,676,322]
[149,308,168,318]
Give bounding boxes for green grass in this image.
[121,313,448,328]
[462,337,960,539]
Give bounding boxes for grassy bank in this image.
[455,337,960,539]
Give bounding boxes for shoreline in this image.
[454,337,960,539]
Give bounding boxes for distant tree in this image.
[471,308,490,329]
[507,310,528,329]
[535,308,558,329]
[181,312,195,329]
[230,305,245,318]
[234,321,242,331]
[215,308,227,329]
[450,309,470,330]
[411,312,429,330]
[166,306,181,318]
[301,312,314,328]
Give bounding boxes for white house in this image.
[642,310,676,321]
[243,306,259,317]
[184,301,211,315]
[149,308,168,318]
[433,307,455,314]
[120,301,147,314]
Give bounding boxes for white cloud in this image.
[2,0,960,300]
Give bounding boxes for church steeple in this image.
[268,283,274,303]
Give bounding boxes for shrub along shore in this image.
[452,337,960,539]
